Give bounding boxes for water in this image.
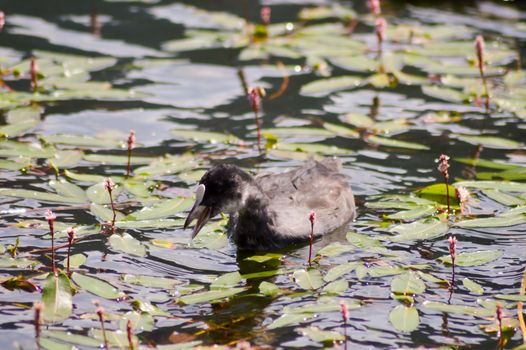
[1,0,526,349]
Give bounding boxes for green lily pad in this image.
[389,219,448,242]
[322,279,348,294]
[300,75,362,96]
[463,278,484,295]
[122,274,183,289]
[316,242,353,257]
[297,326,344,342]
[455,135,521,149]
[124,197,193,221]
[210,271,243,289]
[367,135,429,150]
[422,301,493,317]
[324,262,360,282]
[259,281,280,297]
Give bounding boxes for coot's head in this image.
[183,164,254,238]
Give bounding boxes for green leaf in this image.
[316,242,353,257]
[416,183,459,206]
[0,188,85,204]
[267,313,312,330]
[454,181,526,192]
[262,127,333,137]
[259,281,280,297]
[391,272,426,295]
[61,254,86,269]
[42,272,73,323]
[47,150,83,168]
[41,134,122,148]
[192,228,228,250]
[86,182,122,204]
[324,262,360,282]
[177,287,248,305]
[108,233,147,257]
[300,76,362,96]
[454,215,526,228]
[90,329,138,348]
[172,129,241,144]
[38,337,77,350]
[0,256,37,268]
[439,250,503,266]
[115,218,183,229]
[210,272,242,289]
[367,135,429,150]
[346,232,384,250]
[122,274,183,289]
[322,279,348,294]
[421,85,467,103]
[322,122,360,138]
[455,135,521,149]
[495,294,526,302]
[120,311,154,332]
[297,326,344,342]
[389,219,448,242]
[293,269,323,290]
[124,197,193,221]
[83,154,153,165]
[90,203,124,222]
[455,157,520,170]
[0,119,39,138]
[386,205,436,220]
[389,305,419,332]
[273,142,354,155]
[463,278,484,295]
[422,301,494,317]
[133,154,198,178]
[482,190,525,206]
[71,272,125,300]
[43,330,101,347]
[367,265,405,278]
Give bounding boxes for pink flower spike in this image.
[0,11,5,32]
[67,227,76,242]
[44,209,56,222]
[261,6,271,25]
[340,300,349,321]
[496,303,503,336]
[104,178,114,192]
[448,235,457,262]
[249,88,261,113]
[368,0,381,15]
[375,17,387,45]
[475,35,485,72]
[127,129,136,150]
[309,210,316,225]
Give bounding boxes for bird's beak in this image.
[184,204,212,238]
[183,184,211,238]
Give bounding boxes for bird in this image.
[183,159,356,251]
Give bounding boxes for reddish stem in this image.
[108,189,116,234]
[127,319,134,350]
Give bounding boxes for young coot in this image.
[183,159,356,250]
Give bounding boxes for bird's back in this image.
[255,159,355,241]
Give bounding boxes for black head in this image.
[183,164,254,238]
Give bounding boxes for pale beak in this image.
[183,184,211,238]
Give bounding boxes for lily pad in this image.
[108,232,147,257]
[389,305,419,332]
[438,250,503,266]
[71,272,125,299]
[293,269,323,290]
[176,287,248,305]
[42,272,73,323]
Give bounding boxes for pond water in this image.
[1,0,526,349]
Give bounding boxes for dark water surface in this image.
[1,0,526,349]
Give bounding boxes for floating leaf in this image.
[41,134,122,148]
[90,329,138,348]
[389,305,419,332]
[322,279,348,294]
[300,76,362,96]
[367,135,429,150]
[172,129,241,144]
[83,154,153,165]
[43,330,101,347]
[0,256,37,268]
[124,197,193,221]
[463,278,484,295]
[391,272,426,295]
[90,203,124,222]
[422,301,493,317]
[438,250,503,267]
[455,135,521,149]
[120,311,154,332]
[454,181,526,192]
[386,205,436,220]
[482,190,525,206]
[421,85,467,103]
[47,150,83,168]
[415,183,458,206]
[324,262,360,282]
[71,272,125,299]
[86,182,122,204]
[259,281,280,297]
[177,287,247,305]
[454,214,526,228]
[316,242,353,257]
[0,188,85,204]
[390,219,448,242]
[267,313,312,330]
[108,232,147,257]
[293,269,323,290]
[122,274,183,289]
[297,326,344,342]
[61,254,86,269]
[210,272,242,289]
[42,272,73,323]
[495,294,526,302]
[0,119,39,138]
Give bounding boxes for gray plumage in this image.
[184,159,356,251]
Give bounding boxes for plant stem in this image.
[518,266,526,344]
[255,109,262,152]
[443,175,450,214]
[109,190,116,234]
[126,148,132,178]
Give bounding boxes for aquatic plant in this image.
[30,57,38,93]
[104,178,116,234]
[436,154,451,214]
[448,235,457,289]
[34,302,42,341]
[45,209,57,274]
[66,227,76,275]
[308,210,316,266]
[126,129,136,178]
[249,87,265,151]
[375,17,386,53]
[368,0,381,16]
[93,300,109,350]
[127,319,134,350]
[340,300,349,350]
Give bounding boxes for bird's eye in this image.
[195,184,205,205]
